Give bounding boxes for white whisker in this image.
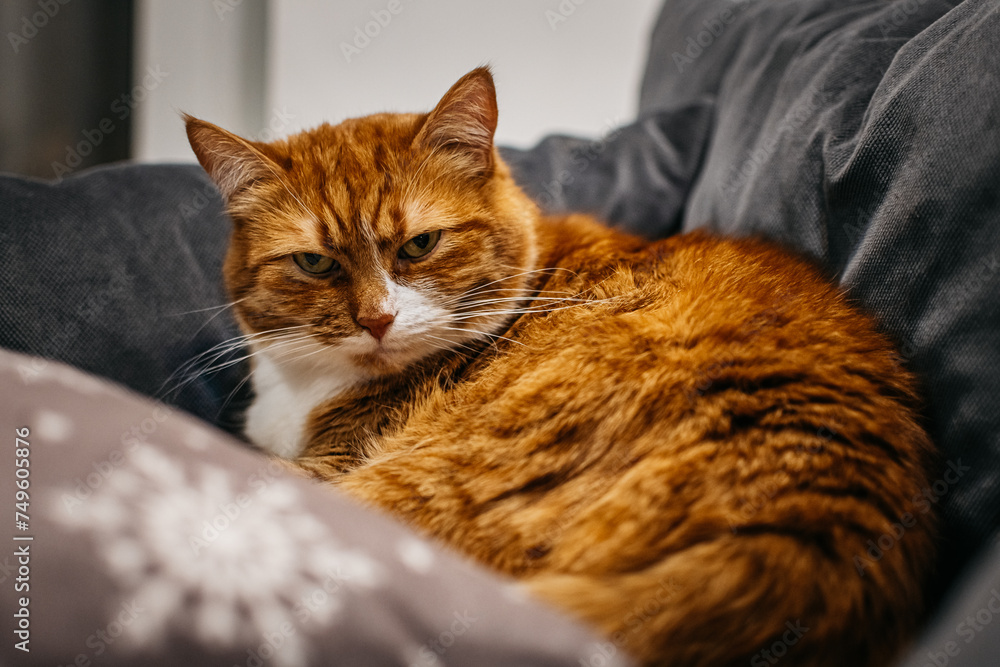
[160,324,314,399]
[163,297,248,318]
[454,295,597,309]
[437,326,525,348]
[449,298,618,322]
[456,268,570,297]
[423,334,483,355]
[439,289,576,308]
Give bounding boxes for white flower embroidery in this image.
[5,351,115,396]
[32,408,73,443]
[51,444,384,667]
[397,537,436,574]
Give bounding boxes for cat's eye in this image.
[399,230,442,260]
[292,252,338,275]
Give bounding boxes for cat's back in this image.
[504,221,893,381]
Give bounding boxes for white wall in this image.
[133,0,269,162]
[134,0,663,162]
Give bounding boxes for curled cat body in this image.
[186,68,936,667]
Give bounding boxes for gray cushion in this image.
[0,350,620,666]
[0,163,249,432]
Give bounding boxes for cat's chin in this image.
[348,337,446,376]
[350,350,411,376]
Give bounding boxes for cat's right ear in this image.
[184,114,277,200]
[413,67,499,179]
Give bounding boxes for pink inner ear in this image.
[413,67,499,175]
[184,115,276,200]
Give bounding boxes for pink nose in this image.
[357,313,395,341]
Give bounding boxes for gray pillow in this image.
[0,349,627,667]
[0,163,249,433]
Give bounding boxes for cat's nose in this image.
[357,313,395,341]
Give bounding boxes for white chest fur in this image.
[244,345,364,458]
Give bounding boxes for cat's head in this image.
[185,67,539,377]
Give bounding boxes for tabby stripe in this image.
[726,523,838,560]
[487,471,563,504]
[752,484,903,529]
[801,485,904,527]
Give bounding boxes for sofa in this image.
[2,1,999,665]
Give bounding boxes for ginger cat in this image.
[186,67,936,667]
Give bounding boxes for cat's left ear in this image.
[413,66,498,178]
[184,114,281,200]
